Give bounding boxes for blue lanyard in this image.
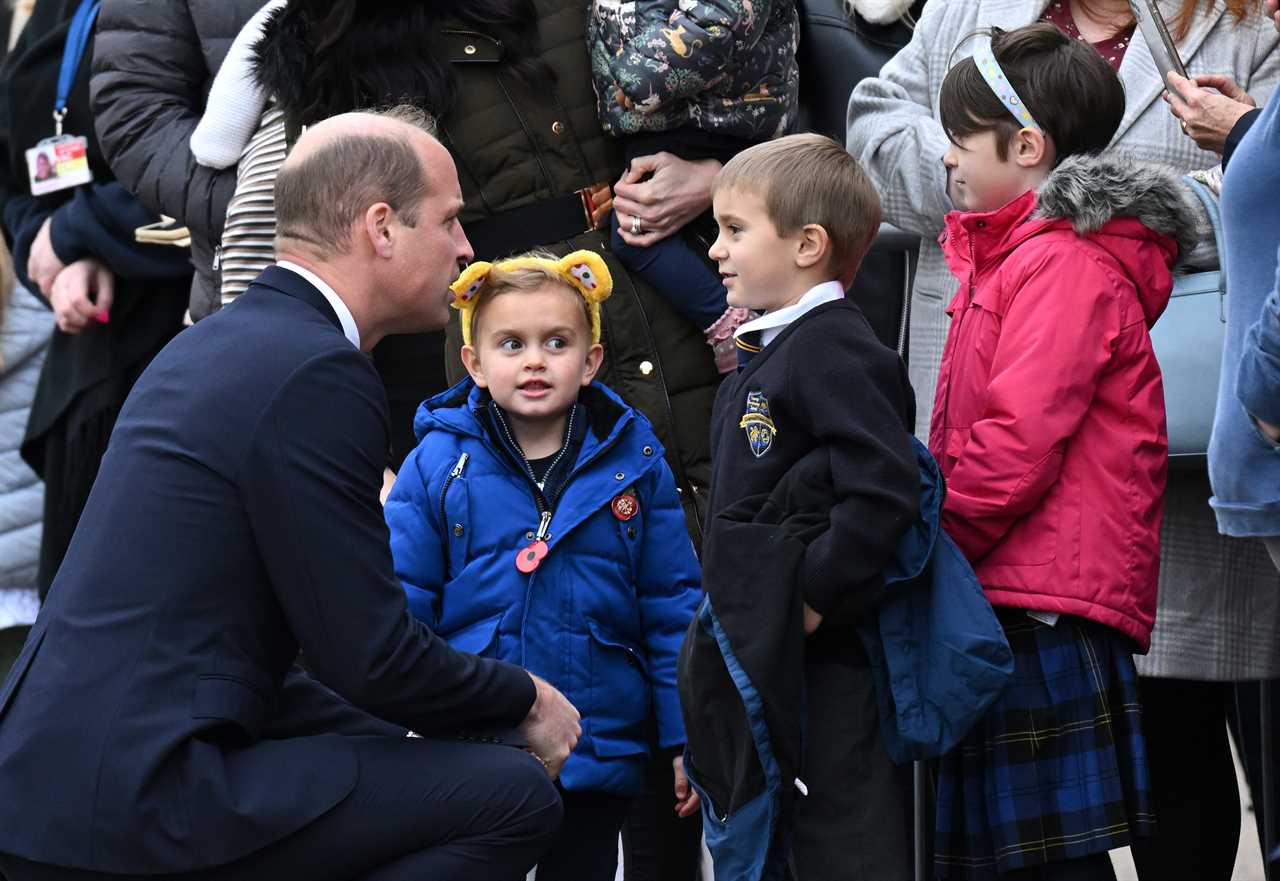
[53,0,101,136]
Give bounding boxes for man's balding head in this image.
[274,106,439,255]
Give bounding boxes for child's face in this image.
[461,283,603,426]
[708,187,807,313]
[944,130,1031,214]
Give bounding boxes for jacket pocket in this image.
[0,625,45,721]
[440,454,471,577]
[445,613,503,658]
[192,674,276,739]
[586,619,649,756]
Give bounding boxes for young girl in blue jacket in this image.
[384,250,702,880]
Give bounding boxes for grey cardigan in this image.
[848,0,1280,679]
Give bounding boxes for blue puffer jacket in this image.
[385,379,702,796]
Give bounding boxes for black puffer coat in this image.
[255,0,721,541]
[90,0,264,320]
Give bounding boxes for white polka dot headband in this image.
[972,40,1043,132]
[450,250,612,346]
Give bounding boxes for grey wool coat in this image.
[848,0,1280,679]
[0,284,50,623]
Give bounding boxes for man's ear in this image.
[1012,127,1053,169]
[362,202,396,258]
[580,342,604,386]
[795,223,832,271]
[460,344,487,388]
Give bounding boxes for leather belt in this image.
[463,185,606,262]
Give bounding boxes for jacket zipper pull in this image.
[450,452,470,478]
[515,511,553,575]
[212,245,222,272]
[534,510,552,542]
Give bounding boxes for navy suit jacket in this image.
[0,267,537,873]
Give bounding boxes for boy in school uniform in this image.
[694,133,922,879]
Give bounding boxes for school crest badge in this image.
[739,391,777,458]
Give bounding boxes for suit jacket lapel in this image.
[1114,0,1226,142]
[254,265,344,335]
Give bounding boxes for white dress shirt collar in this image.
[734,280,846,349]
[276,260,361,349]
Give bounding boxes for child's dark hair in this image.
[939,23,1125,163]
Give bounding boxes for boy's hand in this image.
[803,603,823,635]
[673,755,701,818]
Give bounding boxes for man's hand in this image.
[1267,0,1280,34]
[50,258,113,334]
[673,754,701,818]
[27,217,66,297]
[612,152,720,247]
[518,673,580,779]
[1164,72,1256,155]
[803,603,823,635]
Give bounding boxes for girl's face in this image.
[943,130,1030,214]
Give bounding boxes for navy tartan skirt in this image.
[934,610,1156,879]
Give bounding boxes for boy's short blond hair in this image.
[713,133,882,278]
[466,251,594,344]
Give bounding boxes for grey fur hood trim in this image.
[1033,154,1201,259]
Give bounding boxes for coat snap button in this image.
[615,472,626,481]
[453,524,464,537]
[642,445,654,456]
[525,531,535,540]
[639,360,654,376]
[464,44,477,55]
[551,121,565,135]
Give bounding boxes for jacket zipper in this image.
[490,403,629,543]
[439,452,470,572]
[939,237,978,427]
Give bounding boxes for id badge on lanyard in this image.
[26,0,99,197]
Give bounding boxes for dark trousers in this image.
[1130,677,1241,881]
[790,658,913,881]
[0,737,561,881]
[1229,678,1280,865]
[535,787,631,881]
[1001,852,1116,881]
[610,212,727,331]
[621,754,704,881]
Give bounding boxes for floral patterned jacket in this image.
[588,0,799,142]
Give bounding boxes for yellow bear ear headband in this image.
[450,250,613,347]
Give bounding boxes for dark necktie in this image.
[736,330,762,372]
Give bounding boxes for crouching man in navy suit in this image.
[0,107,579,881]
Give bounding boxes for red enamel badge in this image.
[611,493,639,521]
[515,540,549,573]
